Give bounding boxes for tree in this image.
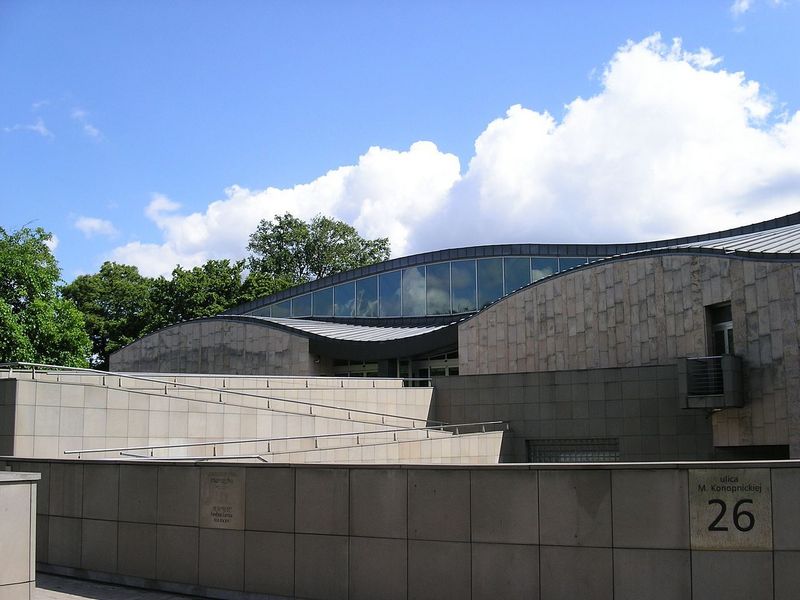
[145,259,278,331]
[0,227,90,367]
[247,213,390,285]
[62,262,153,369]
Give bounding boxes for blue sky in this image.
[2,0,799,280]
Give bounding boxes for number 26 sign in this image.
[689,469,772,550]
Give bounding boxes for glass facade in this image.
[477,258,503,310]
[334,282,355,317]
[259,255,593,319]
[402,266,426,316]
[272,299,290,318]
[559,257,588,271]
[292,293,312,317]
[426,262,451,315]
[504,257,531,294]
[451,260,477,313]
[312,287,334,317]
[531,257,558,282]
[379,271,402,317]
[356,277,378,317]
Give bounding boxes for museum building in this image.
[110,212,800,462]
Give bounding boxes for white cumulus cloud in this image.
[410,34,800,249]
[75,216,118,238]
[110,34,800,278]
[110,142,460,276]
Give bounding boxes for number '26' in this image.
[708,498,755,532]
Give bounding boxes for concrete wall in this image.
[3,458,799,600]
[0,471,39,599]
[458,255,800,454]
[433,365,714,463]
[0,372,503,464]
[110,319,331,376]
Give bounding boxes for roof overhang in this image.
[217,315,459,360]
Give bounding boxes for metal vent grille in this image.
[687,357,724,396]
[527,438,620,463]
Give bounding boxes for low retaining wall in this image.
[0,470,39,599]
[2,457,798,600]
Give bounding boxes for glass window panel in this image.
[334,282,355,317]
[451,260,476,313]
[272,299,290,318]
[426,262,451,315]
[477,258,503,309]
[312,287,334,317]
[402,266,425,316]
[356,276,378,317]
[291,293,312,317]
[531,257,558,282]
[379,271,402,317]
[504,257,531,294]
[559,257,588,271]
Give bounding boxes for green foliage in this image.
[146,259,252,331]
[239,271,294,304]
[0,227,90,367]
[58,213,387,369]
[247,213,391,285]
[63,262,152,369]
[63,258,294,370]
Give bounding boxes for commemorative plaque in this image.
[200,469,244,529]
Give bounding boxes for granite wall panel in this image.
[459,256,800,455]
[4,459,800,600]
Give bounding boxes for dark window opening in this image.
[708,303,734,355]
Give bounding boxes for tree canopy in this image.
[247,213,391,285]
[145,259,286,331]
[54,212,388,369]
[64,259,291,368]
[0,226,90,367]
[62,262,152,369]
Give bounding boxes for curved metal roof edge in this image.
[239,315,456,343]
[109,314,461,357]
[225,211,800,316]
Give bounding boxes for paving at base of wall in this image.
[2,457,799,600]
[34,573,191,600]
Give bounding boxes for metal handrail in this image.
[119,452,272,462]
[63,420,509,456]
[118,423,507,462]
[0,362,445,427]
